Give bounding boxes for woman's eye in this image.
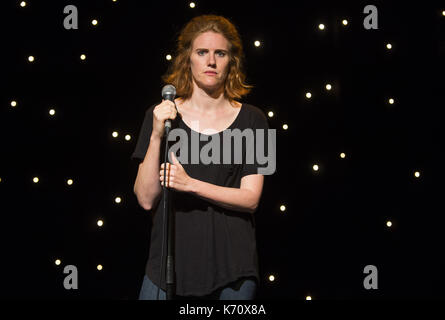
[198,51,206,55]
[217,52,226,57]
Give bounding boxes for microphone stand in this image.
[162,124,175,300]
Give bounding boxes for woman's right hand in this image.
[152,100,177,139]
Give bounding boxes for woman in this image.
[132,14,270,300]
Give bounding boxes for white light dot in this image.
[254,40,261,47]
[414,171,420,178]
[115,197,122,204]
[340,152,346,159]
[112,131,119,138]
[33,177,39,183]
[55,259,61,266]
[268,275,275,282]
[282,124,288,130]
[388,98,394,104]
[386,43,392,50]
[325,84,332,91]
[20,1,26,7]
[268,111,274,118]
[67,179,73,185]
[386,220,392,228]
[189,2,196,8]
[442,10,445,16]
[97,264,103,271]
[80,54,86,60]
[28,56,35,62]
[92,19,98,26]
[280,205,286,212]
[125,134,131,141]
[49,109,56,116]
[313,164,319,171]
[166,54,172,61]
[97,219,104,227]
[112,0,118,2]
[342,19,348,26]
[305,92,312,99]
[0,177,2,183]
[306,295,312,300]
[318,24,325,30]
[11,100,17,107]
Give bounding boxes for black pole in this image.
[162,125,175,300]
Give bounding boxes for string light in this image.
[318,24,325,30]
[442,10,445,16]
[91,19,98,26]
[67,179,73,186]
[33,177,39,183]
[306,295,312,300]
[97,264,103,271]
[28,55,35,62]
[388,98,395,104]
[386,43,392,50]
[55,259,62,266]
[312,164,319,171]
[115,197,122,204]
[268,275,275,282]
[282,124,288,130]
[386,221,392,228]
[11,100,17,107]
[414,171,420,178]
[97,219,104,227]
[267,111,274,118]
[80,54,86,61]
[254,40,261,47]
[305,92,312,99]
[125,134,131,141]
[112,131,119,138]
[189,2,196,8]
[325,84,332,91]
[342,19,348,26]
[20,1,27,7]
[49,109,56,116]
[166,54,172,61]
[340,152,346,159]
[280,205,286,212]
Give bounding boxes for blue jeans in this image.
[138,275,257,300]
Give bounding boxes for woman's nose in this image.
[207,54,216,67]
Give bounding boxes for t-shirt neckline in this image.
[179,103,244,136]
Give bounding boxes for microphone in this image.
[161,84,177,130]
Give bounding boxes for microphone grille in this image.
[162,84,176,99]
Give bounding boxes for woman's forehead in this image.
[192,31,230,50]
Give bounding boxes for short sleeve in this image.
[131,104,156,162]
[241,107,276,177]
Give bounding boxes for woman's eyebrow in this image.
[196,48,228,53]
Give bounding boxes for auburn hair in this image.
[162,15,253,102]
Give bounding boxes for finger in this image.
[171,152,180,165]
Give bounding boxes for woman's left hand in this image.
[160,152,195,193]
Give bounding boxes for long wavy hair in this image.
[162,15,253,102]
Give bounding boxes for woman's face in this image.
[190,31,231,93]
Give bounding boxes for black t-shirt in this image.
[131,102,270,296]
